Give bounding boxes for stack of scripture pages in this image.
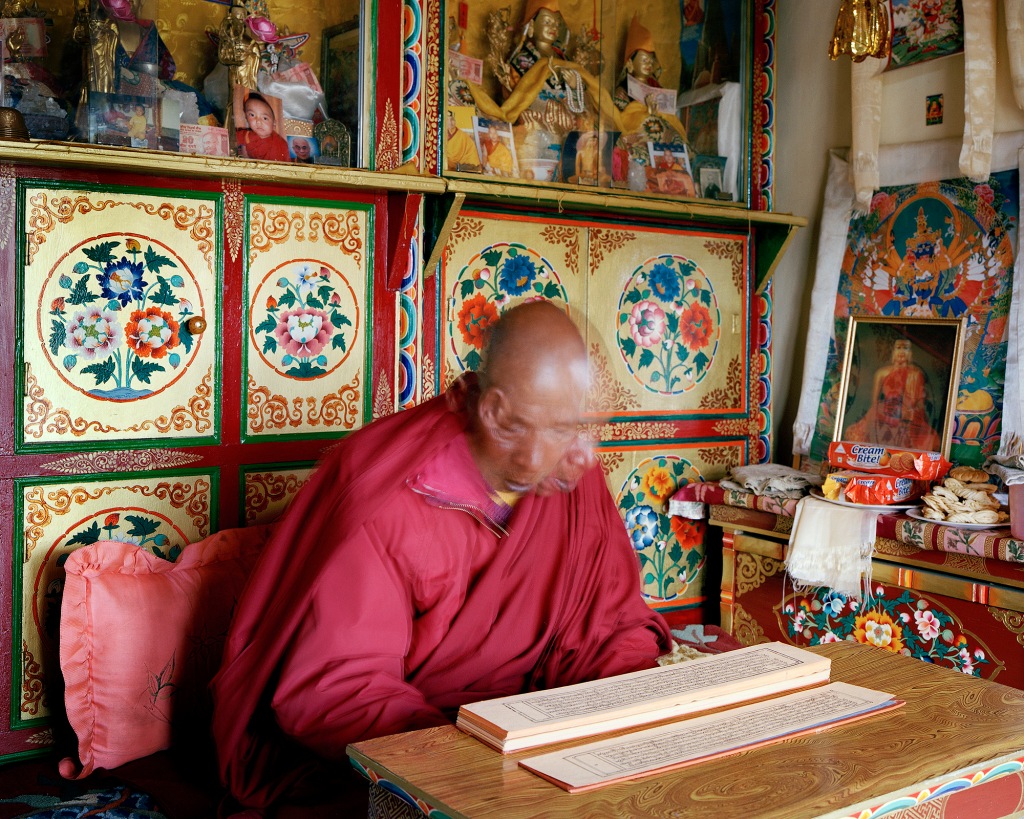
[456,642,830,753]
[519,681,901,792]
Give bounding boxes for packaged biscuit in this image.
[822,470,927,506]
[828,441,950,482]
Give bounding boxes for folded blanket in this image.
[720,463,823,498]
[786,496,878,599]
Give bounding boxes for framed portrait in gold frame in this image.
[834,316,964,458]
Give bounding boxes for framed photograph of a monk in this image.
[834,316,964,458]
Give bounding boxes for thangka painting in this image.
[16,182,221,450]
[13,472,213,729]
[886,0,964,72]
[808,170,1018,467]
[243,197,372,441]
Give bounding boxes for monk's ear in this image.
[475,386,505,431]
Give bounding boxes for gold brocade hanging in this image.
[829,0,891,62]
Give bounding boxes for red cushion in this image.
[59,527,269,778]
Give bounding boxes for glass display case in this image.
[440,0,754,204]
[0,0,382,167]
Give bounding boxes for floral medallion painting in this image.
[448,242,569,372]
[808,172,1018,466]
[603,450,710,608]
[244,198,371,440]
[586,227,747,418]
[18,183,220,448]
[616,254,720,396]
[14,473,213,727]
[776,584,1003,680]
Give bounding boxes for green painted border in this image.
[10,468,220,732]
[13,178,224,455]
[237,459,317,523]
[239,194,375,445]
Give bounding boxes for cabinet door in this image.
[438,208,758,615]
[18,180,221,450]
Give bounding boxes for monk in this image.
[211,301,672,815]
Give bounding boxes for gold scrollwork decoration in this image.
[311,372,362,428]
[735,551,785,596]
[310,209,364,265]
[588,228,635,271]
[447,217,485,249]
[730,604,769,646]
[988,607,1024,647]
[249,205,303,258]
[585,344,640,414]
[123,369,214,434]
[21,641,46,715]
[593,420,676,442]
[421,357,436,400]
[703,237,746,292]
[423,0,441,174]
[540,224,580,279]
[376,99,401,172]
[699,446,742,469]
[700,356,744,410]
[595,450,625,474]
[374,370,394,419]
[25,192,216,267]
[245,471,313,525]
[40,450,203,475]
[222,178,244,263]
[22,477,211,563]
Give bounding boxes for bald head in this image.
[469,301,591,494]
[479,301,588,395]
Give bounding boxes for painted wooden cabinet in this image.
[0,158,438,763]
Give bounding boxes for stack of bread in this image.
[919,466,1008,525]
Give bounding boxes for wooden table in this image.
[347,643,1024,818]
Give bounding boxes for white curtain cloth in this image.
[793,132,1024,458]
[959,0,997,181]
[1008,0,1024,111]
[850,57,886,213]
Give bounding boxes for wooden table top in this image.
[347,642,1024,818]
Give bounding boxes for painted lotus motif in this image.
[44,237,202,400]
[780,586,993,676]
[617,256,720,395]
[617,456,705,603]
[450,243,567,372]
[251,261,359,380]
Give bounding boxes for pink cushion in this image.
[59,526,269,778]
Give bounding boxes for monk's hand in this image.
[535,433,597,496]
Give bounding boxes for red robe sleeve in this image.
[269,524,449,759]
[532,466,673,689]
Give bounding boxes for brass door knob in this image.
[186,316,207,334]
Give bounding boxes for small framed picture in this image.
[473,117,519,179]
[692,154,728,199]
[179,123,229,157]
[288,134,318,163]
[89,93,159,149]
[314,118,351,166]
[835,316,965,458]
[232,87,289,162]
[646,142,696,196]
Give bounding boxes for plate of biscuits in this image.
[912,466,1010,528]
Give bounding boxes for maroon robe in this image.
[210,391,671,808]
